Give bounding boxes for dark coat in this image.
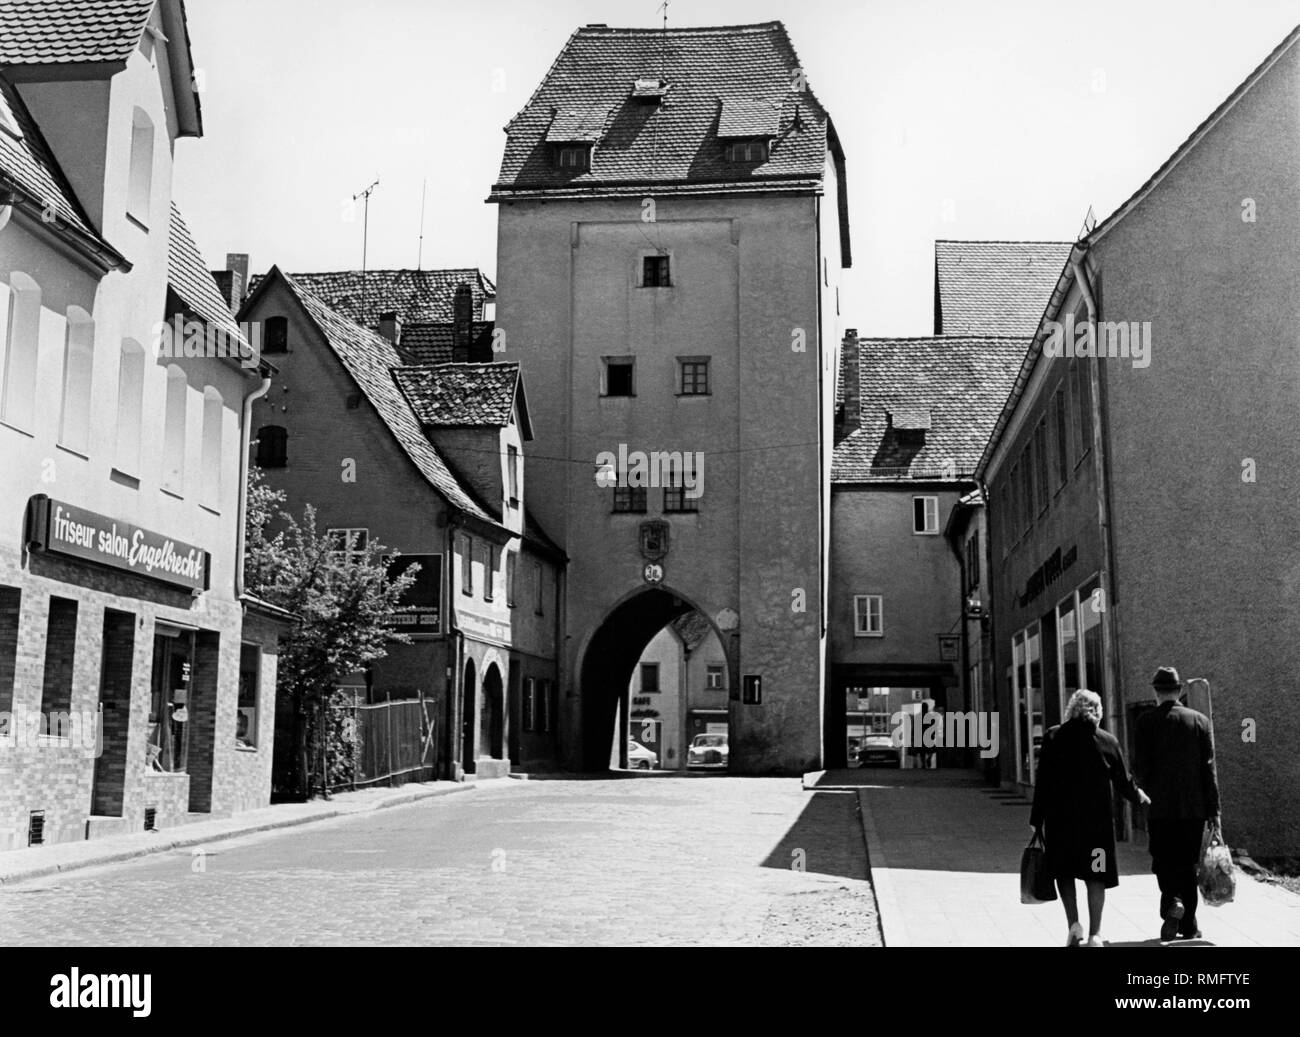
[1030,718,1142,888]
[1135,701,1220,821]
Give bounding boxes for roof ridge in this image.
[574,21,785,35]
[935,239,1074,246]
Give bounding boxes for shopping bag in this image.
[1197,823,1236,907]
[1020,829,1057,904]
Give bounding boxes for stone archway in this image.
[577,586,729,771]
[480,662,505,762]
[461,658,476,772]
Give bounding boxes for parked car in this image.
[857,733,901,767]
[627,739,658,770]
[687,733,729,769]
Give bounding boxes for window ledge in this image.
[600,394,637,400]
[125,211,150,233]
[675,393,711,399]
[234,744,259,753]
[855,632,884,639]
[199,503,221,517]
[0,419,35,439]
[110,467,141,488]
[160,487,184,501]
[55,443,89,460]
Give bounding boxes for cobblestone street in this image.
[0,777,881,947]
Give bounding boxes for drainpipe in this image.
[234,375,273,598]
[1071,253,1129,839]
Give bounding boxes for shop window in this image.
[1,271,41,432]
[706,665,724,690]
[262,316,288,355]
[236,644,260,749]
[912,496,939,535]
[161,364,188,495]
[603,357,635,397]
[853,594,883,637]
[255,425,287,469]
[200,387,223,510]
[148,628,194,773]
[127,107,154,226]
[1012,625,1044,786]
[640,663,660,694]
[58,307,94,454]
[40,597,78,735]
[0,585,20,714]
[114,340,146,477]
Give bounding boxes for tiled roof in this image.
[396,322,494,366]
[833,336,1028,483]
[167,203,248,349]
[934,241,1072,337]
[492,22,838,197]
[0,0,156,65]
[0,73,120,260]
[276,272,497,524]
[393,363,521,428]
[266,269,495,330]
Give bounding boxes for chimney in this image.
[378,311,403,346]
[452,283,474,363]
[837,329,861,442]
[224,253,249,311]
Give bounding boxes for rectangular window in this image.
[161,366,188,496]
[1008,463,1021,540]
[237,644,260,748]
[327,528,368,566]
[853,595,883,637]
[40,597,78,734]
[506,552,517,608]
[58,313,94,455]
[1073,359,1093,465]
[706,665,724,690]
[966,530,980,591]
[612,487,647,513]
[1034,419,1050,514]
[127,108,154,226]
[663,485,698,513]
[263,317,288,354]
[913,496,939,535]
[999,483,1011,557]
[200,389,224,510]
[533,561,544,615]
[0,585,20,715]
[678,358,710,395]
[556,145,590,170]
[1053,387,1069,489]
[640,663,660,694]
[1019,448,1034,534]
[523,677,536,732]
[484,544,498,601]
[507,444,520,506]
[603,358,635,397]
[539,679,553,733]
[642,255,671,288]
[461,536,474,596]
[725,139,769,162]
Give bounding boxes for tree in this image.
[244,469,418,798]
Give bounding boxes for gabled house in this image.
[239,268,563,782]
[830,331,1024,768]
[978,25,1300,853]
[0,0,286,850]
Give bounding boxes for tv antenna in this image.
[353,177,380,317]
[417,178,428,270]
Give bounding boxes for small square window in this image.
[725,140,769,162]
[604,358,635,397]
[327,528,368,565]
[612,487,647,513]
[664,485,698,513]
[706,665,724,690]
[854,595,883,637]
[678,358,710,396]
[640,663,660,694]
[913,496,939,535]
[556,145,591,171]
[642,255,671,288]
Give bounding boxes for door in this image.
[148,628,194,774]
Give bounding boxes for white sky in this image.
[173,0,1300,336]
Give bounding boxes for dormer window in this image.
[631,78,670,103]
[725,139,769,163]
[556,145,591,171]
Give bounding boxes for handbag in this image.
[1020,829,1057,904]
[1197,822,1236,907]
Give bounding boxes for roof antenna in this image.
[1078,205,1097,239]
[417,178,428,271]
[353,177,380,318]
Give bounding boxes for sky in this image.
[174,0,1300,336]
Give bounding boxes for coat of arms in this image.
[639,520,669,561]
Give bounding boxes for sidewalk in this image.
[810,768,1300,948]
[0,779,503,887]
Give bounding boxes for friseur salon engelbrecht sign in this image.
[26,496,211,592]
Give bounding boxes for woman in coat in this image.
[1029,689,1150,946]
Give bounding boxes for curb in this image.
[0,782,478,888]
[856,787,907,947]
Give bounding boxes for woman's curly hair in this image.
[1065,688,1103,726]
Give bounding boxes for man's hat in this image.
[1152,666,1182,691]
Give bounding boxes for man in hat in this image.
[1135,666,1221,942]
